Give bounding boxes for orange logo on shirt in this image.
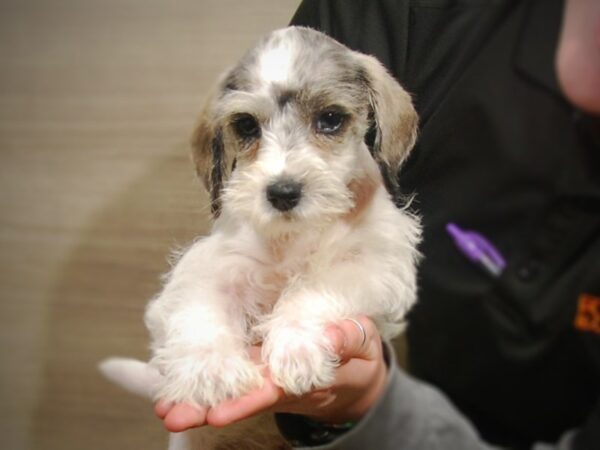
[574,293,600,334]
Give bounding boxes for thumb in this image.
[326,315,381,363]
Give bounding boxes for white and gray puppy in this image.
[101,26,421,449]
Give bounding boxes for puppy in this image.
[101,26,421,450]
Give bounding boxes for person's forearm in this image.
[277,341,582,449]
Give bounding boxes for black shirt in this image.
[291,1,600,448]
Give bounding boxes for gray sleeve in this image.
[276,341,579,450]
[532,431,577,450]
[276,341,495,449]
[324,361,492,449]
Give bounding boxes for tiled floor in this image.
[0,1,299,448]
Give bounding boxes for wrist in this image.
[324,366,388,425]
[276,340,393,446]
[343,359,388,421]
[275,363,388,446]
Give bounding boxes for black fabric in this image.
[292,1,600,449]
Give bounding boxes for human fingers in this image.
[206,318,383,426]
[207,376,287,427]
[326,315,381,363]
[273,317,386,422]
[154,399,174,419]
[160,402,208,432]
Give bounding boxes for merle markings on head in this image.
[191,26,418,232]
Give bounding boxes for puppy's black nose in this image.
[266,180,303,212]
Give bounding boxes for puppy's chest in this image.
[242,256,309,315]
[235,237,354,317]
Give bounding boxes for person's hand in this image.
[154,315,388,432]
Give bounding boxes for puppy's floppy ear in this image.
[191,92,228,217]
[355,53,418,196]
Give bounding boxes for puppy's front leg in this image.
[145,236,262,408]
[262,252,417,396]
[260,289,346,396]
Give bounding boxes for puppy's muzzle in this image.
[266,179,303,212]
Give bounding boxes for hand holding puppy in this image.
[155,316,387,432]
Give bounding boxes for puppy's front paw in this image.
[264,325,338,396]
[153,347,263,407]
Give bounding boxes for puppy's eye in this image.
[233,114,260,139]
[315,111,346,134]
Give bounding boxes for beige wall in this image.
[0,1,300,448]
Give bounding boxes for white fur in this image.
[100,26,421,450]
[257,29,297,86]
[99,357,161,398]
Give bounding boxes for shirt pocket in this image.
[480,195,600,358]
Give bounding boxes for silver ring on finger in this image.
[348,318,367,348]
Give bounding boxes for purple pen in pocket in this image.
[446,223,507,277]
